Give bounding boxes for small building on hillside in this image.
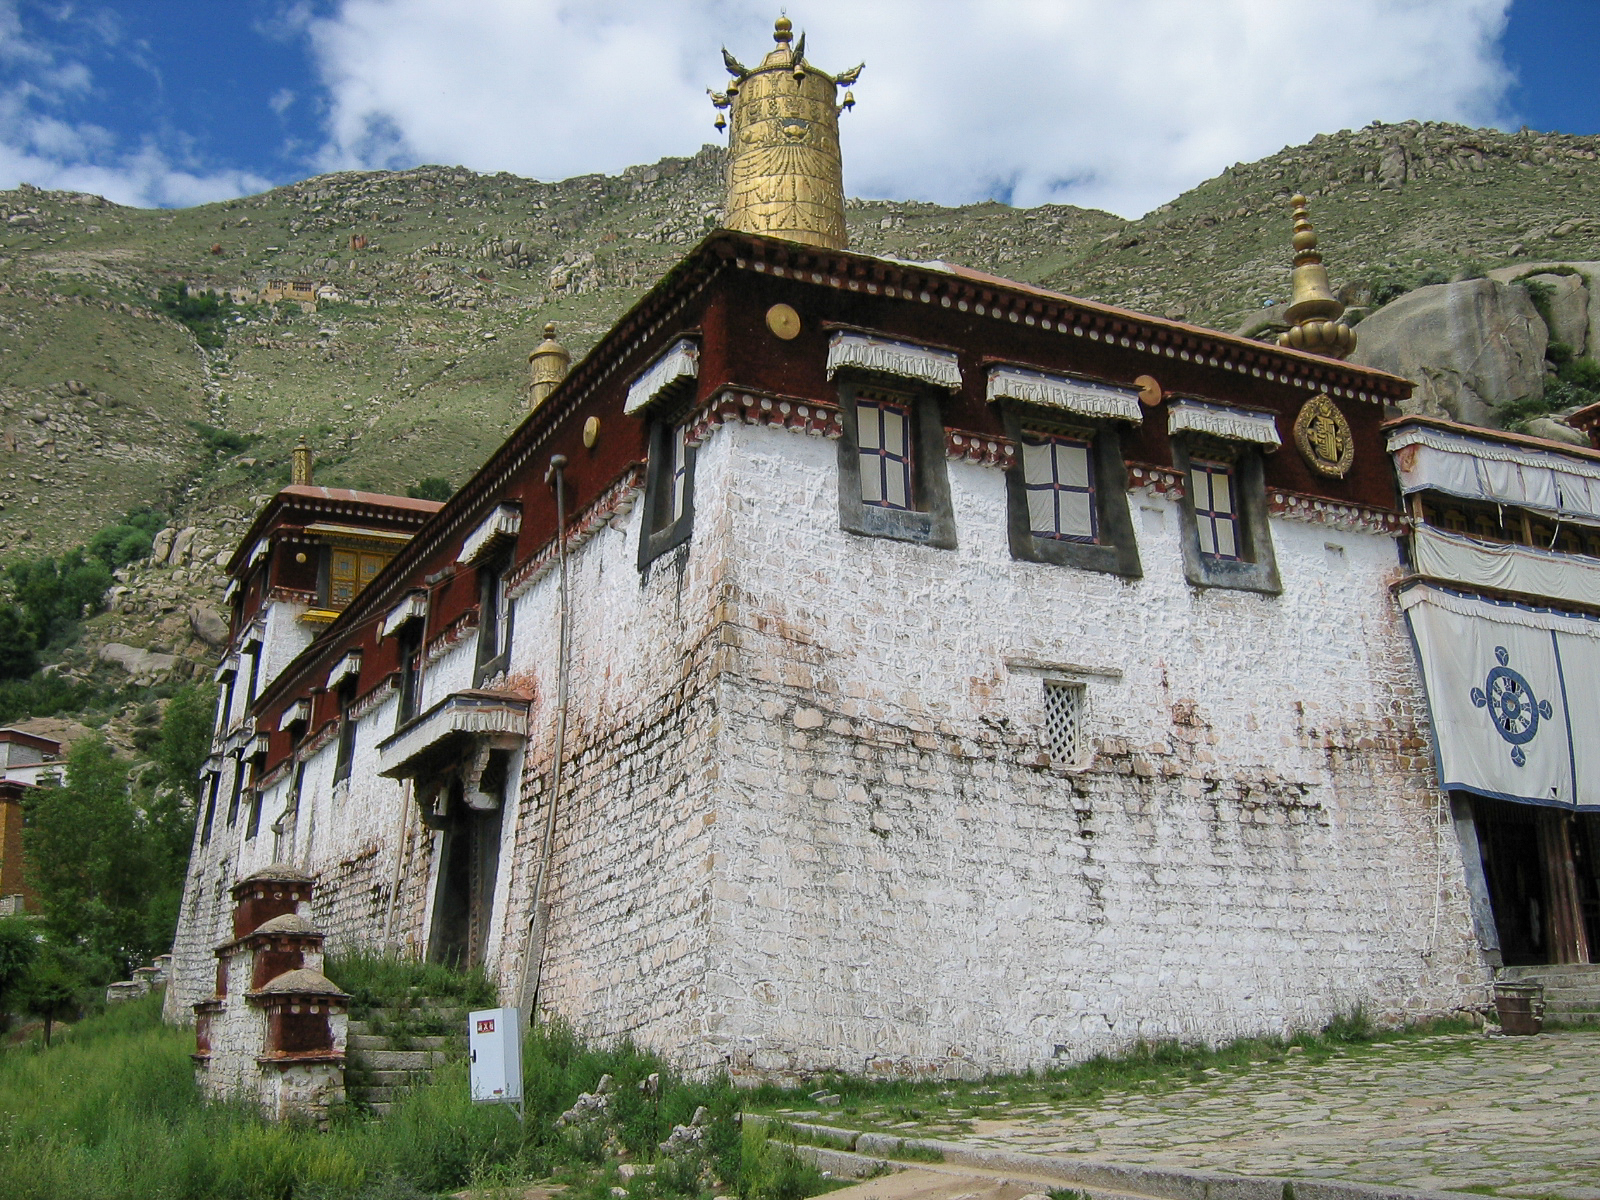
[0,729,61,915]
[0,728,62,787]
[167,19,1493,1079]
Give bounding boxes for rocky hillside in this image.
[2,118,1599,696]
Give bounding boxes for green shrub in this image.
[407,477,453,502]
[187,421,259,456]
[322,949,496,1020]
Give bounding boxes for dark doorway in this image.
[1475,796,1600,965]
[427,777,503,969]
[1475,797,1547,965]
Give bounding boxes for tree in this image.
[6,550,113,650]
[23,738,151,977]
[18,951,82,1046]
[407,477,453,502]
[0,604,38,680]
[157,684,215,804]
[0,914,38,1029]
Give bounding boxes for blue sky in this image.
[0,1,1590,217]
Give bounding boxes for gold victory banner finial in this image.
[1278,194,1356,360]
[291,435,314,485]
[528,322,571,412]
[711,15,862,251]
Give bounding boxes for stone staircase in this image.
[1498,963,1600,1026]
[344,998,469,1115]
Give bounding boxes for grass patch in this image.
[324,948,496,1021]
[742,1009,1478,1134]
[0,991,839,1200]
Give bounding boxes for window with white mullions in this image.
[1022,433,1097,542]
[857,397,914,510]
[670,424,690,523]
[1190,459,1241,560]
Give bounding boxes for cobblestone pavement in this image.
[958,1031,1600,1198]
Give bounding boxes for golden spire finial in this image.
[1278,193,1356,359]
[291,435,313,485]
[711,16,862,251]
[528,322,571,412]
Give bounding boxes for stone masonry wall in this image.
[696,420,1487,1079]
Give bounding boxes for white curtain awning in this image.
[326,651,362,690]
[222,579,240,604]
[624,339,700,416]
[1168,399,1281,449]
[246,539,269,568]
[1400,584,1600,809]
[277,699,310,732]
[1388,426,1600,525]
[826,332,961,391]
[457,503,521,565]
[214,655,240,684]
[986,366,1142,422]
[382,591,428,639]
[245,733,270,764]
[1412,525,1600,610]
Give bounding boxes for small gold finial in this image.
[291,435,313,485]
[1278,193,1356,359]
[714,15,861,252]
[528,322,571,412]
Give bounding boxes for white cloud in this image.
[0,0,272,207]
[305,0,1516,218]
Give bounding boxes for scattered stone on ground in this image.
[952,1030,1600,1199]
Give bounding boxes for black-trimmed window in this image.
[226,760,244,826]
[1189,459,1241,561]
[243,642,262,707]
[474,552,513,686]
[200,771,220,844]
[219,672,237,733]
[639,418,695,569]
[245,783,262,840]
[333,677,357,784]
[398,624,424,726]
[1172,437,1280,594]
[1002,412,1140,578]
[837,381,955,548]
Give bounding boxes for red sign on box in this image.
[477,1019,495,1034]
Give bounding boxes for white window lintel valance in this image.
[214,655,240,684]
[624,339,700,416]
[1168,399,1281,449]
[986,366,1142,423]
[327,651,362,691]
[826,332,962,391]
[382,591,429,639]
[1387,425,1600,525]
[457,503,521,565]
[278,699,310,732]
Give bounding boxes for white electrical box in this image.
[467,1007,523,1104]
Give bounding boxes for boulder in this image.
[149,528,174,564]
[1524,272,1589,354]
[189,606,229,647]
[98,642,177,679]
[1488,263,1600,360]
[1351,279,1547,425]
[170,527,197,565]
[1524,416,1591,447]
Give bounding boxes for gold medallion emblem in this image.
[1293,394,1354,478]
[765,303,801,340]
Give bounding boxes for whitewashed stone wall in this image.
[691,420,1486,1078]
[170,415,1490,1081]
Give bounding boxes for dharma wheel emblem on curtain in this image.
[1470,646,1552,767]
[1292,394,1354,478]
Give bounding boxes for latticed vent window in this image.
[1043,681,1087,766]
[857,395,914,510]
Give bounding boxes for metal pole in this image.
[517,454,571,1034]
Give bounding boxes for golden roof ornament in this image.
[528,322,571,412]
[1278,194,1356,359]
[710,15,863,251]
[291,435,313,485]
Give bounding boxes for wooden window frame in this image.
[638,417,696,569]
[1173,437,1280,594]
[1002,410,1141,578]
[836,380,956,549]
